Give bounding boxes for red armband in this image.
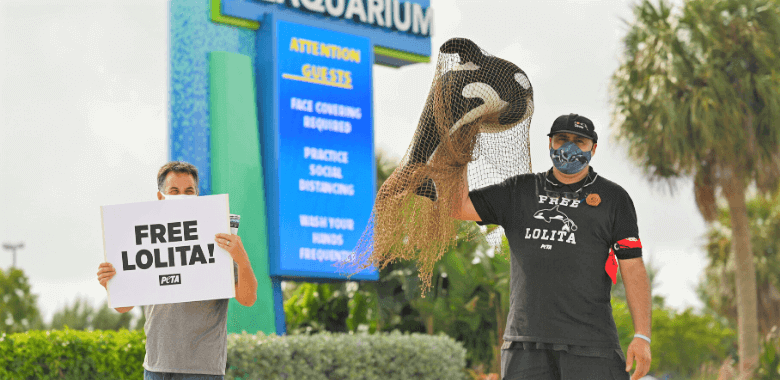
[614,237,642,250]
[606,238,641,284]
[606,248,618,284]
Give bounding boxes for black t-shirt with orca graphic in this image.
[469,167,642,349]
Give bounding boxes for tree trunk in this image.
[492,293,506,375]
[723,172,760,375]
[425,315,434,335]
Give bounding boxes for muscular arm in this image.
[620,257,651,338]
[450,168,482,221]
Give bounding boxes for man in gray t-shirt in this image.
[97,161,259,380]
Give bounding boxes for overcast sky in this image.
[0,0,702,324]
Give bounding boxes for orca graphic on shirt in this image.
[524,205,579,245]
[533,205,578,231]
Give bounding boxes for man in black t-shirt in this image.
[452,114,652,380]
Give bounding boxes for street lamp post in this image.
[2,243,24,268]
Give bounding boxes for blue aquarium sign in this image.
[270,20,377,280]
[227,0,433,35]
[217,0,432,65]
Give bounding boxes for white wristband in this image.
[634,333,651,344]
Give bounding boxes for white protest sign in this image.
[101,194,235,308]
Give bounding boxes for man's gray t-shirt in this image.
[142,263,238,376]
[143,299,229,375]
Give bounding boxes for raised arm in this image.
[450,168,482,222]
[215,233,257,307]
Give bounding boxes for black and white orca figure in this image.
[406,37,534,201]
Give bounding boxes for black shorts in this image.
[501,342,630,380]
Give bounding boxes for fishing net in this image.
[350,37,534,291]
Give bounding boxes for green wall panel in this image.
[209,51,275,335]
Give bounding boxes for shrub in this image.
[227,331,467,380]
[0,328,145,380]
[1,329,465,380]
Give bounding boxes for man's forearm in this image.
[235,259,258,306]
[620,258,652,337]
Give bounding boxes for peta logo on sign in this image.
[159,274,181,286]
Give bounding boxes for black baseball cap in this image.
[547,113,598,143]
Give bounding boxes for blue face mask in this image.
[549,141,592,174]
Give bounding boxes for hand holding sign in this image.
[97,262,116,289]
[215,233,249,267]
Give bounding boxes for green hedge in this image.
[0,329,145,380]
[0,330,465,380]
[227,331,467,380]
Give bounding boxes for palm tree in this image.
[698,189,780,337]
[610,0,780,373]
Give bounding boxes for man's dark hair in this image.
[157,161,199,193]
